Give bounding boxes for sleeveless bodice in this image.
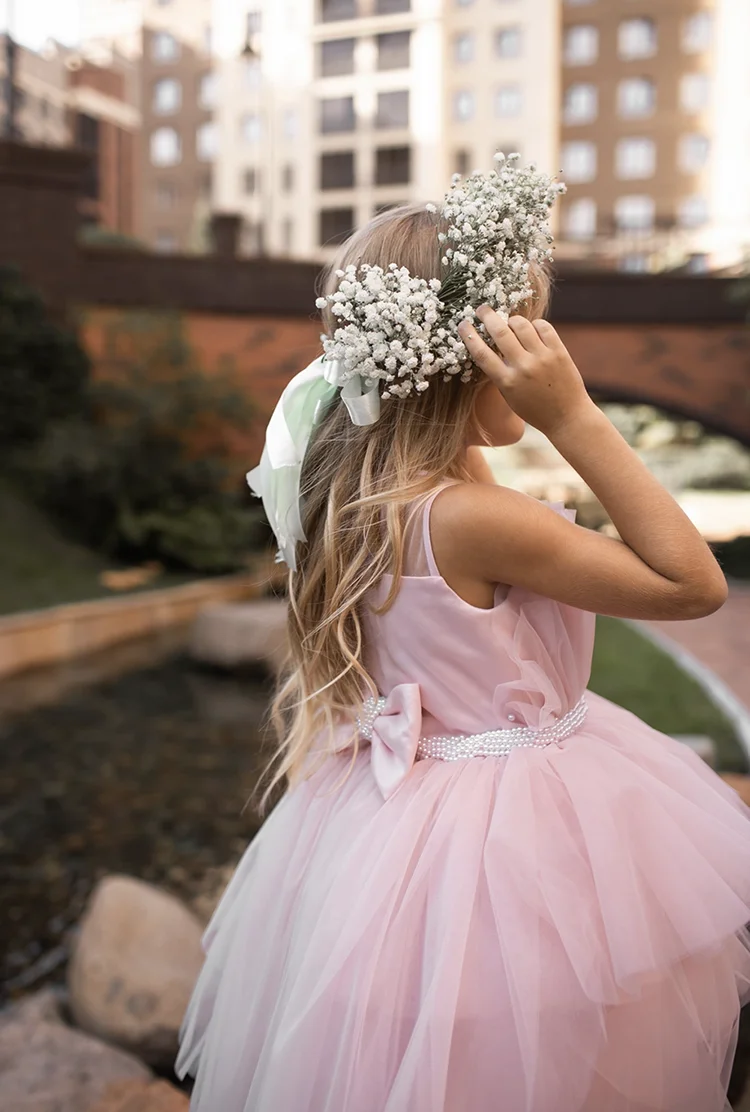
[362,485,596,740]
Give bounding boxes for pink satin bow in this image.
[369,683,422,800]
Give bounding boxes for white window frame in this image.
[453,89,475,122]
[153,77,181,115]
[615,137,656,180]
[678,194,709,228]
[563,82,597,124]
[495,26,523,60]
[678,132,710,173]
[617,77,655,120]
[561,140,597,183]
[150,126,181,167]
[563,25,598,66]
[563,197,597,240]
[682,11,713,53]
[241,113,262,144]
[494,83,523,119]
[454,31,475,64]
[614,194,655,232]
[196,121,217,162]
[680,73,710,114]
[617,18,657,61]
[151,31,179,63]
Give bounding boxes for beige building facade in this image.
[556,0,750,272]
[211,0,560,261]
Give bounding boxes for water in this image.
[0,629,273,1003]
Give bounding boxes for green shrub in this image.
[18,313,267,573]
[0,267,90,452]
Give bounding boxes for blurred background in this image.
[2,1,750,1109]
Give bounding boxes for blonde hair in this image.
[264,202,550,800]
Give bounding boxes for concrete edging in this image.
[0,573,267,681]
[629,619,750,762]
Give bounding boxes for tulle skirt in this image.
[176,691,750,1112]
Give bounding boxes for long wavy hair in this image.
[263,202,550,801]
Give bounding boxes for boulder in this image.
[0,989,151,1112]
[89,1078,189,1112]
[189,599,287,674]
[67,876,205,1069]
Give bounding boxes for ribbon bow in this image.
[366,684,423,800]
[246,355,381,570]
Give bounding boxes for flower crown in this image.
[315,153,566,402]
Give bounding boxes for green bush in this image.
[17,313,267,574]
[0,267,90,452]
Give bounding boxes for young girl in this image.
[176,159,750,1111]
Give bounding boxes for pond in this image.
[0,628,272,1004]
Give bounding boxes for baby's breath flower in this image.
[315,158,564,401]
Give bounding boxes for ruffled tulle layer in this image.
[177,692,750,1112]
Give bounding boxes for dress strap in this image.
[421,481,461,578]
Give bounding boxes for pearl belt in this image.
[359,695,588,762]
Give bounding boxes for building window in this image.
[563,25,598,65]
[155,231,178,252]
[454,149,470,176]
[377,30,410,70]
[282,218,293,254]
[617,77,655,119]
[320,95,355,133]
[196,121,217,161]
[243,57,262,90]
[283,108,298,139]
[682,11,712,53]
[679,133,710,173]
[320,150,355,189]
[151,31,180,62]
[619,254,650,273]
[563,82,597,124]
[153,77,181,114]
[156,181,177,209]
[454,32,475,63]
[241,113,262,143]
[494,26,522,59]
[243,220,264,254]
[246,10,262,36]
[243,167,258,194]
[375,0,410,11]
[320,0,357,19]
[495,84,523,118]
[618,18,657,60]
[616,137,656,180]
[678,194,708,228]
[282,164,294,191]
[199,72,216,109]
[680,73,710,113]
[320,37,355,76]
[319,207,355,246]
[561,140,596,183]
[453,89,475,122]
[564,197,597,240]
[376,89,409,128]
[150,126,181,166]
[615,194,655,232]
[375,145,411,185]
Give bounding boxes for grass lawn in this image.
[590,615,746,773]
[0,478,196,617]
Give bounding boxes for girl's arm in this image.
[430,308,727,621]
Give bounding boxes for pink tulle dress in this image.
[176,486,750,1111]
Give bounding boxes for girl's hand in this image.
[458,307,593,440]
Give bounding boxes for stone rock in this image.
[0,991,150,1112]
[189,599,288,674]
[67,875,205,1069]
[89,1078,189,1112]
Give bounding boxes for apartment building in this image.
[80,0,215,252]
[0,38,139,236]
[557,0,750,272]
[211,0,559,260]
[0,36,69,146]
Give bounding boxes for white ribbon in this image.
[247,355,381,570]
